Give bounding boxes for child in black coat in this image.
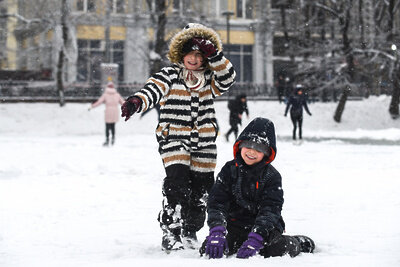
[200,117,315,259]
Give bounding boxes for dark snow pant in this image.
[226,115,241,140]
[290,114,303,140]
[277,86,285,103]
[226,125,239,141]
[158,164,214,237]
[105,123,115,141]
[225,224,301,258]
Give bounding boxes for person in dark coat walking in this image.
[225,94,249,142]
[284,85,312,140]
[200,117,315,259]
[275,74,286,103]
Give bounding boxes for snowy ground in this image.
[1,96,400,267]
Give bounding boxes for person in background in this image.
[89,81,125,146]
[200,117,315,259]
[275,74,285,103]
[225,94,249,142]
[120,23,236,252]
[284,84,312,141]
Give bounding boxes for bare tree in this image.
[56,0,71,107]
[356,0,400,118]
[386,0,400,119]
[148,0,168,75]
[332,0,355,122]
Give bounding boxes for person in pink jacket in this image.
[89,81,125,146]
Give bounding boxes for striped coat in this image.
[134,50,236,173]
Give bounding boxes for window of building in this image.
[132,0,153,13]
[112,41,124,81]
[76,0,96,12]
[172,0,193,15]
[273,36,289,56]
[224,44,253,82]
[271,0,295,9]
[173,0,180,11]
[77,39,125,83]
[236,0,254,19]
[219,0,229,17]
[0,7,6,62]
[76,0,84,11]
[113,0,125,14]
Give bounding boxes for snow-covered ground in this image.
[1,96,400,267]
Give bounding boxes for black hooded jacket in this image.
[207,117,285,239]
[228,95,249,126]
[284,89,311,118]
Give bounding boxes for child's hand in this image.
[236,232,264,259]
[204,226,228,259]
[192,37,217,58]
[121,96,142,121]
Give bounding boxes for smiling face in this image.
[240,147,265,165]
[183,50,205,70]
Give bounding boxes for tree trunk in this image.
[150,0,167,75]
[57,49,65,107]
[104,0,111,63]
[387,0,399,119]
[389,64,400,119]
[333,0,354,123]
[334,86,349,122]
[57,0,69,107]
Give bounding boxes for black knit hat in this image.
[239,140,270,156]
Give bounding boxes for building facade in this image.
[6,1,393,94]
[1,0,285,89]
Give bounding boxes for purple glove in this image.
[121,96,142,121]
[236,232,264,259]
[205,226,228,259]
[192,37,217,58]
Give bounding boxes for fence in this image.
[0,81,365,102]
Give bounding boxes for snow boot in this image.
[293,235,315,253]
[261,235,300,258]
[182,230,198,249]
[161,229,184,252]
[103,139,109,146]
[111,137,115,145]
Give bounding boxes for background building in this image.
[1,0,400,105]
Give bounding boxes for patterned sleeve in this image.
[208,51,236,98]
[134,67,174,113]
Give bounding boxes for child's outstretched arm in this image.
[121,68,172,121]
[134,68,172,113]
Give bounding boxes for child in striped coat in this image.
[121,23,236,252]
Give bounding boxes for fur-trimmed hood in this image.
[167,23,223,64]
